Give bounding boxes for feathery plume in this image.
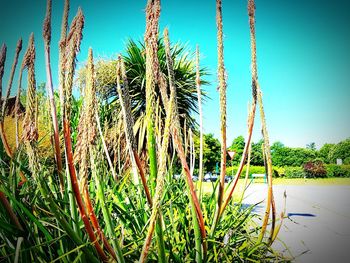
[58,0,70,114]
[196,45,204,201]
[64,8,84,120]
[43,0,64,190]
[140,36,176,263]
[0,44,7,104]
[219,0,259,217]
[142,1,166,262]
[22,34,38,144]
[116,55,152,206]
[60,10,108,262]
[211,0,228,235]
[1,39,22,119]
[43,0,52,45]
[163,27,207,260]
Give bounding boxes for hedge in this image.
[224,165,350,178]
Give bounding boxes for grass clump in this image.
[0,0,287,262]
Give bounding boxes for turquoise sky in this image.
[1,0,349,148]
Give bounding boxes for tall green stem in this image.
[211,0,227,236]
[196,46,204,203]
[143,1,166,261]
[92,150,125,263]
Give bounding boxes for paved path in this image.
[243,184,350,263]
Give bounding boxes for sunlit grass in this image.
[199,177,350,195]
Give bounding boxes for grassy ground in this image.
[272,177,350,185]
[199,178,350,195]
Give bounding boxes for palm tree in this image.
[77,39,208,157]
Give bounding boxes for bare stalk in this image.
[0,191,24,231]
[14,66,23,148]
[116,56,139,185]
[75,48,117,260]
[242,0,275,242]
[0,44,6,111]
[61,11,109,262]
[196,46,204,202]
[43,0,64,193]
[219,0,259,217]
[1,38,22,118]
[139,46,176,263]
[21,36,99,262]
[95,111,118,181]
[211,0,228,235]
[58,0,69,116]
[239,103,254,203]
[257,106,275,241]
[143,1,166,261]
[3,39,22,151]
[116,56,152,206]
[0,43,12,157]
[163,28,207,260]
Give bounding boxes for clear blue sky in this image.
[1,0,349,148]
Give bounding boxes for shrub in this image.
[303,160,327,178]
[284,166,305,178]
[225,165,285,178]
[326,164,350,178]
[226,165,265,177]
[273,166,285,177]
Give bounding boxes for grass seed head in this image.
[43,0,52,44]
[23,33,38,143]
[248,0,256,18]
[0,44,7,112]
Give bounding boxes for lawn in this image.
[199,178,350,194]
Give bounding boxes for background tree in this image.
[331,138,350,164]
[228,135,245,165]
[250,139,264,166]
[194,133,221,173]
[306,142,316,151]
[77,39,208,155]
[319,143,335,164]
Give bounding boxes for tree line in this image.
[194,134,350,173]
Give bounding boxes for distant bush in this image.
[303,160,327,178]
[226,166,265,177]
[226,165,285,178]
[284,167,305,178]
[224,164,350,179]
[326,164,350,178]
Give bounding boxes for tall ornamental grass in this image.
[0,0,285,262]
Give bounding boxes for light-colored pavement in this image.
[243,184,350,263]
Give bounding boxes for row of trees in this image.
[193,134,350,173]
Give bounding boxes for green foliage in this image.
[319,139,350,164]
[250,139,264,166]
[194,133,221,173]
[330,139,350,164]
[326,164,350,178]
[306,142,316,151]
[77,39,209,155]
[226,165,266,177]
[0,146,283,262]
[228,135,245,165]
[319,143,335,164]
[271,142,317,167]
[283,167,306,178]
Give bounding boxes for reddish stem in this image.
[63,119,108,262]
